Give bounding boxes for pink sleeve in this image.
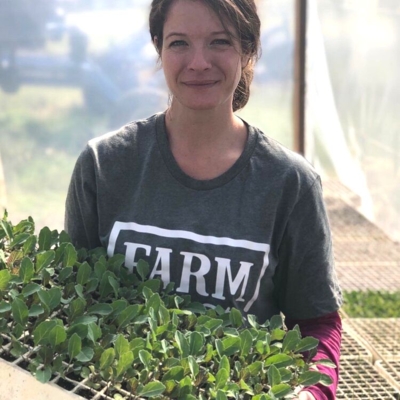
[285,311,342,400]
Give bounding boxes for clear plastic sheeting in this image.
[306,0,400,242]
[239,0,295,150]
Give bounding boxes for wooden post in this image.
[293,0,307,155]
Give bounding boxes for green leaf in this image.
[137,381,166,398]
[0,300,11,313]
[19,257,34,283]
[94,260,106,279]
[188,355,199,378]
[59,230,71,244]
[28,305,44,317]
[68,298,86,321]
[269,314,283,330]
[216,390,228,400]
[47,287,62,310]
[67,323,88,339]
[116,350,134,377]
[22,282,41,297]
[162,366,185,382]
[265,354,294,368]
[240,329,253,357]
[147,292,161,313]
[215,368,229,390]
[318,373,334,386]
[188,331,204,356]
[0,219,13,240]
[68,333,82,361]
[36,367,52,384]
[73,315,97,325]
[38,226,52,251]
[0,269,11,290]
[36,250,55,272]
[38,288,61,311]
[270,383,292,397]
[271,328,286,341]
[282,329,300,353]
[221,336,241,357]
[58,266,73,282]
[175,331,190,358]
[115,334,130,359]
[139,279,161,293]
[10,233,30,248]
[11,297,29,326]
[110,299,128,317]
[63,243,77,267]
[245,361,263,376]
[86,278,99,293]
[215,339,224,358]
[87,322,102,343]
[130,337,146,358]
[268,365,281,387]
[87,303,113,316]
[229,307,243,328]
[107,275,119,298]
[295,336,320,353]
[33,320,58,346]
[49,325,67,347]
[139,349,152,370]
[247,314,259,329]
[99,271,114,298]
[218,360,230,386]
[22,235,37,256]
[203,317,223,332]
[75,284,85,299]
[117,304,141,329]
[12,323,24,340]
[136,259,150,280]
[100,348,116,370]
[76,347,94,362]
[298,371,323,386]
[77,262,92,285]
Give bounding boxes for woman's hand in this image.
[297,391,316,400]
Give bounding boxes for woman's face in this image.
[160,0,248,113]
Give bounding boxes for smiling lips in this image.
[183,80,219,87]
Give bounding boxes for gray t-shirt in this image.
[65,112,342,322]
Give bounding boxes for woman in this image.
[65,0,342,398]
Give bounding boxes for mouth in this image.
[183,80,218,87]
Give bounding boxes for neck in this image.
[163,103,248,180]
[165,103,246,152]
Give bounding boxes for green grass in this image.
[342,290,400,318]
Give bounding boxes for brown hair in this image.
[149,0,261,112]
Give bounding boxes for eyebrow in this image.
[164,30,230,40]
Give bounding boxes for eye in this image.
[212,38,232,46]
[169,40,188,48]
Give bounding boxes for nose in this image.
[187,46,211,71]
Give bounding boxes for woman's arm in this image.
[285,311,342,400]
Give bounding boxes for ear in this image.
[153,35,161,53]
[241,54,250,68]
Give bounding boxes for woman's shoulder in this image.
[254,126,318,173]
[87,113,161,155]
[250,124,321,196]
